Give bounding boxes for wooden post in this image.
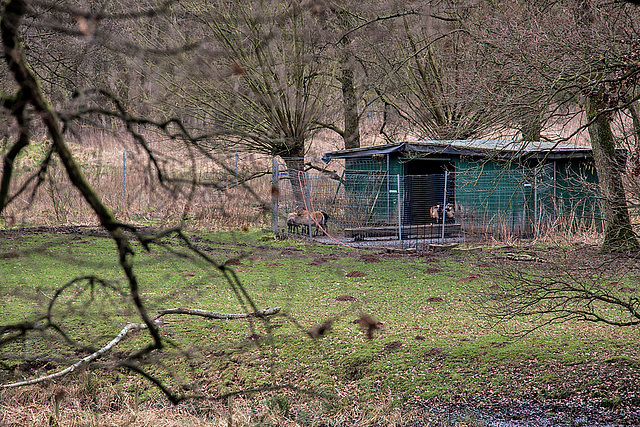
[441,171,448,243]
[271,158,279,234]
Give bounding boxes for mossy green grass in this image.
[1,229,638,418]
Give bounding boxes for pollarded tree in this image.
[156,1,332,208]
[366,5,498,141]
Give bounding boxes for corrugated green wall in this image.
[342,153,602,234]
[454,159,535,235]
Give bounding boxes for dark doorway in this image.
[403,160,455,225]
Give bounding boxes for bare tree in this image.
[480,248,640,333]
[151,0,333,208]
[459,0,640,252]
[313,3,418,149]
[0,0,289,404]
[364,4,497,141]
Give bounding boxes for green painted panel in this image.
[339,152,603,235]
[553,160,603,231]
[454,159,535,236]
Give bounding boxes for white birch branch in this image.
[1,307,281,388]
[154,307,281,320]
[1,322,146,388]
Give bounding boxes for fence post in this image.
[123,152,127,221]
[397,174,402,242]
[303,172,313,240]
[441,171,448,243]
[553,160,557,215]
[271,158,279,234]
[387,154,390,220]
[534,171,538,237]
[236,150,239,217]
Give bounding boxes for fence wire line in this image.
[2,152,608,249]
[275,159,605,248]
[2,151,274,227]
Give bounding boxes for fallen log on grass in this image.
[154,307,281,320]
[1,307,281,389]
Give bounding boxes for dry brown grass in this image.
[0,380,323,427]
[4,129,627,248]
[3,131,276,229]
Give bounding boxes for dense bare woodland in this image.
[3,0,640,246]
[2,0,640,425]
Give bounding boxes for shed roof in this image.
[321,140,599,163]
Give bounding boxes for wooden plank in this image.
[345,224,461,239]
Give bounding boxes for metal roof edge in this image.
[321,142,406,163]
[321,139,627,162]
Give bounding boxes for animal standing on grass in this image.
[287,210,329,236]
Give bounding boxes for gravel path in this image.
[404,398,640,426]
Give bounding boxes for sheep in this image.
[287,212,301,234]
[430,205,440,220]
[430,204,455,222]
[287,210,329,236]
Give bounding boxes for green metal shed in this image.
[322,140,611,237]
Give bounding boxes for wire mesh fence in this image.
[2,150,607,249]
[2,151,274,228]
[275,157,605,249]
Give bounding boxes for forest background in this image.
[2,0,640,252]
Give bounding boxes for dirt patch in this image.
[0,252,21,259]
[266,262,283,267]
[346,271,366,278]
[308,256,335,266]
[245,334,261,341]
[458,274,481,283]
[224,258,243,266]
[423,267,442,274]
[424,348,443,357]
[335,295,357,301]
[359,254,381,263]
[384,341,403,351]
[426,296,444,302]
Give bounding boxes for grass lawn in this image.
[0,227,639,426]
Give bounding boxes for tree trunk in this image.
[520,111,542,142]
[586,98,639,252]
[281,142,306,210]
[341,62,360,149]
[627,101,640,177]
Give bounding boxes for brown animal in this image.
[444,203,454,219]
[287,210,329,236]
[430,204,455,221]
[430,205,440,220]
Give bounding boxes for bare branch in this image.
[1,321,146,388]
[154,307,281,320]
